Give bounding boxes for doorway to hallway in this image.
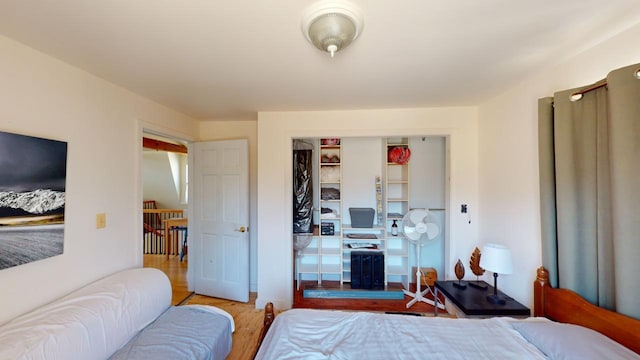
[142,133,190,304]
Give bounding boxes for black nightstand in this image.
[434,280,530,318]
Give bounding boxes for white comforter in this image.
[255,309,547,360]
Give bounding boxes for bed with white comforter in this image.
[254,308,639,360]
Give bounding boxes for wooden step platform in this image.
[303,283,405,300]
[295,281,442,314]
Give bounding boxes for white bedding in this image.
[254,309,548,360]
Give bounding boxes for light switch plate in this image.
[96,213,106,229]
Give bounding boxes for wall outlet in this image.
[96,213,106,229]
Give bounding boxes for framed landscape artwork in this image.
[0,130,67,270]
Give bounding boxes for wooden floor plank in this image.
[143,254,191,305]
[294,280,440,314]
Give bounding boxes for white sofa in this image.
[0,268,234,359]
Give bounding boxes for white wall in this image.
[341,137,383,224]
[409,137,446,210]
[256,108,478,309]
[143,152,187,209]
[198,120,258,292]
[478,22,640,308]
[0,35,198,324]
[408,137,447,277]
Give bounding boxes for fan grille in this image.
[401,209,439,244]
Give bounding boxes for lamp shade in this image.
[479,243,512,274]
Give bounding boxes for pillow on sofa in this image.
[0,268,171,360]
[512,321,639,359]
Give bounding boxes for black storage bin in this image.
[321,222,335,235]
[351,251,384,290]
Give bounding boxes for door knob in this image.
[236,226,246,233]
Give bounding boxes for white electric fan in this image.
[401,209,444,309]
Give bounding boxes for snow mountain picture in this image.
[0,131,67,270]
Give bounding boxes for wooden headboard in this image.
[533,266,640,354]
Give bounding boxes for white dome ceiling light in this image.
[301,1,364,58]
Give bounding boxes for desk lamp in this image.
[479,243,512,305]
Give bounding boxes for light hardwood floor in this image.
[143,254,191,305]
[143,254,266,360]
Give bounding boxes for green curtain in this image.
[538,63,640,319]
[607,64,640,318]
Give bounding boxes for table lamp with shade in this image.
[479,243,512,305]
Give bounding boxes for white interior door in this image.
[192,139,249,302]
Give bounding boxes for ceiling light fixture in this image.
[301,0,364,58]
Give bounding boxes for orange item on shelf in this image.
[388,146,411,164]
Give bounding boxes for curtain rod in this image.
[556,66,639,104]
[572,81,607,96]
[569,80,607,101]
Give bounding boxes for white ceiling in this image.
[1,0,640,121]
